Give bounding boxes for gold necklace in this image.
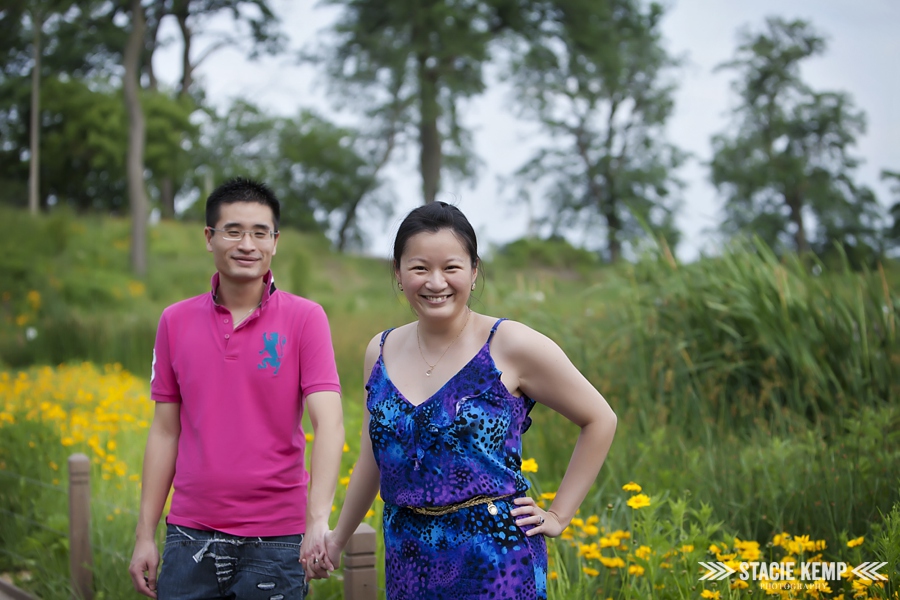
[416,309,471,376]
[234,302,261,327]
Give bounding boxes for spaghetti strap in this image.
[379,328,394,351]
[487,318,507,344]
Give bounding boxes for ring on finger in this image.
[539,516,545,525]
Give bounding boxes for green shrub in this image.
[495,236,600,271]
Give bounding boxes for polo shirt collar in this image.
[209,270,277,306]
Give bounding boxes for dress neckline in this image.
[379,341,492,408]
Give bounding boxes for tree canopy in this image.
[710,17,882,262]
[508,0,684,262]
[0,4,893,267]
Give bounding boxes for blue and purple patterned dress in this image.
[367,318,548,599]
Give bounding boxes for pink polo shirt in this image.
[150,271,341,536]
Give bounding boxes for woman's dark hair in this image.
[206,177,281,230]
[392,202,479,269]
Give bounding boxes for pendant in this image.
[487,501,498,515]
[425,369,432,376]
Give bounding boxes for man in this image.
[128,178,344,599]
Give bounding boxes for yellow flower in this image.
[540,492,557,501]
[127,281,146,297]
[365,509,375,518]
[628,565,645,576]
[305,433,314,442]
[49,461,58,471]
[583,567,600,577]
[700,591,721,600]
[681,545,694,553]
[709,544,721,554]
[626,494,651,509]
[343,443,350,452]
[549,571,558,580]
[339,476,350,486]
[521,458,538,473]
[634,545,652,560]
[622,482,642,493]
[852,579,871,598]
[599,556,625,569]
[730,580,749,590]
[26,290,41,311]
[579,543,601,560]
[734,538,761,561]
[847,536,864,548]
[600,536,619,548]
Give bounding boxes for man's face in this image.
[205,201,279,285]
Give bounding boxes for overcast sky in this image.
[154,0,900,261]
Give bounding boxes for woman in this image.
[308,202,617,599]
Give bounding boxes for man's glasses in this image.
[208,228,278,242]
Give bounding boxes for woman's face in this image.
[395,228,477,319]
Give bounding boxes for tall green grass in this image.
[511,239,898,436]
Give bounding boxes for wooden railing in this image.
[65,453,378,600]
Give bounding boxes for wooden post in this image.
[343,522,377,600]
[68,454,93,600]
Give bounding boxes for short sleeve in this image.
[297,304,342,399]
[150,310,182,403]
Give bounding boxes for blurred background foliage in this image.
[0,1,897,263]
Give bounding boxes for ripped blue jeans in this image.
[157,524,308,600]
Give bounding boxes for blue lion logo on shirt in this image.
[258,332,285,375]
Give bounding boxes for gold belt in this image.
[406,493,513,516]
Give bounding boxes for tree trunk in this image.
[28,10,42,216]
[177,9,193,95]
[603,201,622,262]
[417,53,441,204]
[160,177,175,219]
[575,117,622,263]
[124,0,149,276]
[336,196,362,252]
[153,6,193,220]
[786,190,809,253]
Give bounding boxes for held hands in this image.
[511,496,566,538]
[299,520,335,580]
[301,524,346,580]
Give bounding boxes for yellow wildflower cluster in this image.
[703,532,889,600]
[622,481,651,510]
[772,532,828,556]
[0,363,152,485]
[547,483,892,600]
